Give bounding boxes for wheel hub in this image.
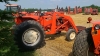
[22,29,40,45]
[70,32,76,40]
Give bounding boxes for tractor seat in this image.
[76,26,86,32]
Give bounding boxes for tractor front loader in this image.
[13,11,80,51]
[6,4,85,51]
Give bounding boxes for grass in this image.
[70,13,100,27]
[36,13,100,56]
[0,21,38,56]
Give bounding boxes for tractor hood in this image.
[91,20,100,25]
[19,11,28,14]
[87,17,100,25]
[19,11,39,20]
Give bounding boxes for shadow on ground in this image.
[68,52,73,56]
[45,32,66,40]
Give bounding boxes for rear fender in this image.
[91,22,100,48]
[14,17,37,25]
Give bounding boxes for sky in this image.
[0,0,100,10]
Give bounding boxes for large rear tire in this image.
[72,28,94,56]
[14,20,45,51]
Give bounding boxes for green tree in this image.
[59,7,60,11]
[0,0,18,21]
[61,7,64,11]
[0,0,18,4]
[39,8,41,12]
[0,0,17,2]
[82,4,100,12]
[78,6,80,8]
[65,6,68,12]
[57,5,59,9]
[0,11,14,21]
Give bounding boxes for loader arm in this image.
[55,12,78,33]
[45,12,78,34]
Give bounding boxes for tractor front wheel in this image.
[14,20,45,51]
[72,28,94,56]
[66,29,76,41]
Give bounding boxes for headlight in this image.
[94,24,100,30]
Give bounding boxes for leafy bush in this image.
[0,22,37,56]
[0,10,15,21]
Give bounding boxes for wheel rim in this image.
[22,28,40,46]
[70,32,76,40]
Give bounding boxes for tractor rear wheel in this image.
[72,27,94,56]
[66,29,76,41]
[14,20,45,51]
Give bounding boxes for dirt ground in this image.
[36,13,100,56]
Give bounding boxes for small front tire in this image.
[66,29,76,41]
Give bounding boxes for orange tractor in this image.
[6,4,85,51]
[91,9,98,15]
[73,17,100,56]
